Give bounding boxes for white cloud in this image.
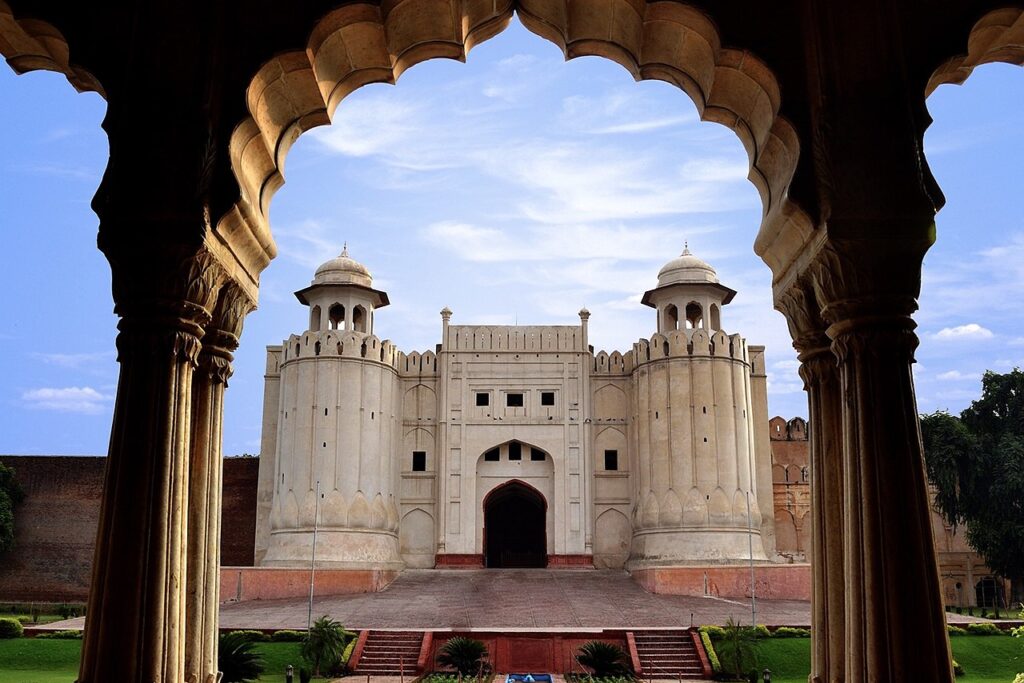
[936,370,980,381]
[31,351,113,368]
[423,222,717,264]
[21,386,113,414]
[932,323,994,340]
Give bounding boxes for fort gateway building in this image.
[255,246,778,580]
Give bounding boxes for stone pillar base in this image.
[631,564,812,601]
[262,528,403,570]
[220,567,399,602]
[628,527,769,567]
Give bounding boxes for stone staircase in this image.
[631,630,707,679]
[353,630,425,675]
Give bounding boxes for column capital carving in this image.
[776,275,829,356]
[808,239,925,331]
[105,246,228,365]
[198,283,256,385]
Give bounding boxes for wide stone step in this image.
[354,630,427,675]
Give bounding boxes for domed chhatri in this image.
[294,242,390,335]
[656,244,719,287]
[313,243,373,287]
[642,243,737,333]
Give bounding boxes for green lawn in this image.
[747,636,1023,683]
[0,640,304,683]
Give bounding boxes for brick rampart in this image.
[0,455,259,602]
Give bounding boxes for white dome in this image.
[313,244,373,287]
[657,245,719,287]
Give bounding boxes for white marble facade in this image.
[255,246,775,571]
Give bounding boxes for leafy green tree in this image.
[0,463,24,554]
[575,641,631,677]
[437,636,489,676]
[218,631,265,683]
[714,617,758,681]
[920,369,1024,603]
[301,616,349,676]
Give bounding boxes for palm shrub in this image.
[575,641,631,677]
[218,631,265,683]
[301,616,350,676]
[714,617,758,681]
[437,636,489,676]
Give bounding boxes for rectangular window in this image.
[541,391,555,406]
[476,392,490,407]
[604,449,619,471]
[484,448,500,462]
[506,393,524,407]
[412,451,426,472]
[508,442,522,460]
[531,448,546,461]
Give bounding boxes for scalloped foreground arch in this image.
[231,0,812,283]
[927,7,1024,95]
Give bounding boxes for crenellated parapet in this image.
[280,330,402,369]
[445,325,585,352]
[397,350,439,377]
[591,350,633,376]
[592,328,750,376]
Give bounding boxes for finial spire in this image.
[341,241,349,258]
[682,241,690,256]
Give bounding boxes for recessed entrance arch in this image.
[483,480,547,568]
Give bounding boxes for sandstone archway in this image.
[483,479,547,568]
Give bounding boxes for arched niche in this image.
[328,303,346,330]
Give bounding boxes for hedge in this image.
[698,629,720,674]
[0,617,23,639]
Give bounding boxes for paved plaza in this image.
[219,569,811,630]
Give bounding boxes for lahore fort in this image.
[0,248,1004,612]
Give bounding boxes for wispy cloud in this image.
[24,162,100,181]
[423,223,716,264]
[932,323,994,340]
[31,351,114,368]
[21,386,113,414]
[936,370,980,381]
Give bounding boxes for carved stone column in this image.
[79,247,223,683]
[812,243,952,682]
[185,284,252,683]
[778,279,845,683]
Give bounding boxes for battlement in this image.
[770,415,808,441]
[444,325,585,352]
[280,331,401,369]
[277,331,440,376]
[592,328,750,375]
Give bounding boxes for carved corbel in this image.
[198,283,255,386]
[104,246,228,365]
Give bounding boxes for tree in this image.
[921,369,1024,604]
[301,616,349,677]
[0,463,24,554]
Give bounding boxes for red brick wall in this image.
[0,455,259,602]
[0,456,104,602]
[221,457,259,567]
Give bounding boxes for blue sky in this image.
[1,19,1022,455]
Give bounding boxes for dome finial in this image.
[341,241,349,258]
[682,241,690,256]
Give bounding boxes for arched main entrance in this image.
[483,481,547,568]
